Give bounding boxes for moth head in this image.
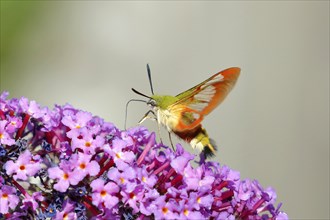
[147,99,157,108]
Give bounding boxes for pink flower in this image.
[71,153,100,182]
[0,120,15,146]
[54,199,77,220]
[61,110,92,137]
[4,116,23,133]
[19,98,45,119]
[104,139,135,170]
[4,150,42,180]
[91,178,119,209]
[48,163,81,192]
[0,185,19,214]
[21,192,44,211]
[0,91,288,219]
[70,128,104,155]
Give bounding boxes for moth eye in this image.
[148,100,156,107]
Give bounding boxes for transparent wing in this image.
[169,67,240,131]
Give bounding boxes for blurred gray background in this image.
[1,1,329,219]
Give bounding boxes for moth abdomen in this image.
[173,126,217,159]
[202,138,218,158]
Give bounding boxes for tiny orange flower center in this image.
[129,192,135,199]
[79,163,86,169]
[0,133,3,139]
[19,165,26,170]
[85,142,91,147]
[184,209,189,216]
[116,153,121,159]
[120,177,125,184]
[162,207,168,214]
[10,121,16,125]
[142,176,147,182]
[76,125,81,129]
[2,193,8,199]
[63,173,69,180]
[197,197,201,204]
[48,207,54,214]
[100,190,107,197]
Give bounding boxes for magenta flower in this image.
[4,150,42,181]
[0,91,288,219]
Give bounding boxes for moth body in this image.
[133,66,240,159]
[150,94,217,157]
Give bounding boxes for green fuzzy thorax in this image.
[151,95,179,109]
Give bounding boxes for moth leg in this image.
[138,110,163,144]
[168,132,175,151]
[138,110,156,124]
[157,123,163,144]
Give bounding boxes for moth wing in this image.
[170,67,240,131]
[167,104,204,131]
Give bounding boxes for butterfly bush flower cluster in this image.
[0,91,288,219]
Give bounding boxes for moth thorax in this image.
[156,109,178,132]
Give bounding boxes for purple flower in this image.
[107,167,137,192]
[185,191,214,210]
[152,195,180,219]
[120,184,145,214]
[104,139,135,170]
[4,150,42,180]
[0,91,288,219]
[183,163,215,191]
[62,110,92,131]
[90,178,119,209]
[54,199,77,220]
[0,120,15,146]
[177,199,207,220]
[71,153,100,181]
[0,91,10,110]
[20,192,44,211]
[4,116,22,133]
[0,185,19,214]
[18,98,45,119]
[70,127,105,155]
[48,162,81,192]
[136,166,157,188]
[139,188,160,215]
[276,212,289,220]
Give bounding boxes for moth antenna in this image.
[147,64,154,95]
[131,88,153,99]
[124,99,147,129]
